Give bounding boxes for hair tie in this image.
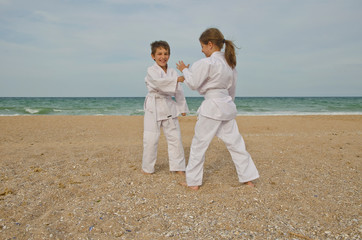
[223,39,225,43]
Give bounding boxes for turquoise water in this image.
[0,97,361,116]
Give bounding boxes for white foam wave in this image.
[25,108,40,114]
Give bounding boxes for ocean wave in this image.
[0,97,361,116]
[130,109,144,116]
[24,108,56,115]
[25,108,40,114]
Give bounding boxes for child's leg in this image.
[162,118,185,172]
[216,119,259,183]
[186,116,221,186]
[142,112,161,173]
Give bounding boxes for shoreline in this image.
[1,113,361,117]
[1,115,361,239]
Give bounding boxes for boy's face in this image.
[151,47,169,69]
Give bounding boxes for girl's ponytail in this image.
[224,39,237,69]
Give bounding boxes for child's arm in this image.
[228,69,237,101]
[146,67,178,95]
[175,83,189,115]
[176,60,209,90]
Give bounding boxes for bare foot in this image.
[141,170,152,175]
[174,171,185,176]
[188,186,199,190]
[179,182,199,190]
[244,181,255,187]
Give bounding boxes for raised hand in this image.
[176,61,189,72]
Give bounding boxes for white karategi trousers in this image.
[142,106,186,173]
[186,91,259,186]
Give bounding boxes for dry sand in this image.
[0,115,361,239]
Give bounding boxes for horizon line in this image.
[1,96,361,98]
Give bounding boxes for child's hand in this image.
[181,113,186,116]
[176,61,189,72]
[177,76,185,83]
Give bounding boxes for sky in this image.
[0,0,361,97]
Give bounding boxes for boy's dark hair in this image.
[150,40,170,55]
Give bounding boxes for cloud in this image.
[0,0,361,97]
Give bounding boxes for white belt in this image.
[148,92,171,99]
[145,92,175,127]
[204,89,229,100]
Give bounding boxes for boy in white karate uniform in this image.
[142,41,189,174]
[177,28,259,190]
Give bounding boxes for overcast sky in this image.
[1,0,361,97]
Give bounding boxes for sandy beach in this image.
[0,115,361,239]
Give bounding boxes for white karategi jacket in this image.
[182,51,237,120]
[142,63,188,173]
[182,51,259,186]
[144,63,188,120]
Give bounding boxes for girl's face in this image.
[152,47,169,71]
[200,42,212,57]
[201,41,220,57]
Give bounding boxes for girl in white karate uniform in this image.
[142,41,189,174]
[176,28,259,190]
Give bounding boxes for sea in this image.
[0,97,361,116]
